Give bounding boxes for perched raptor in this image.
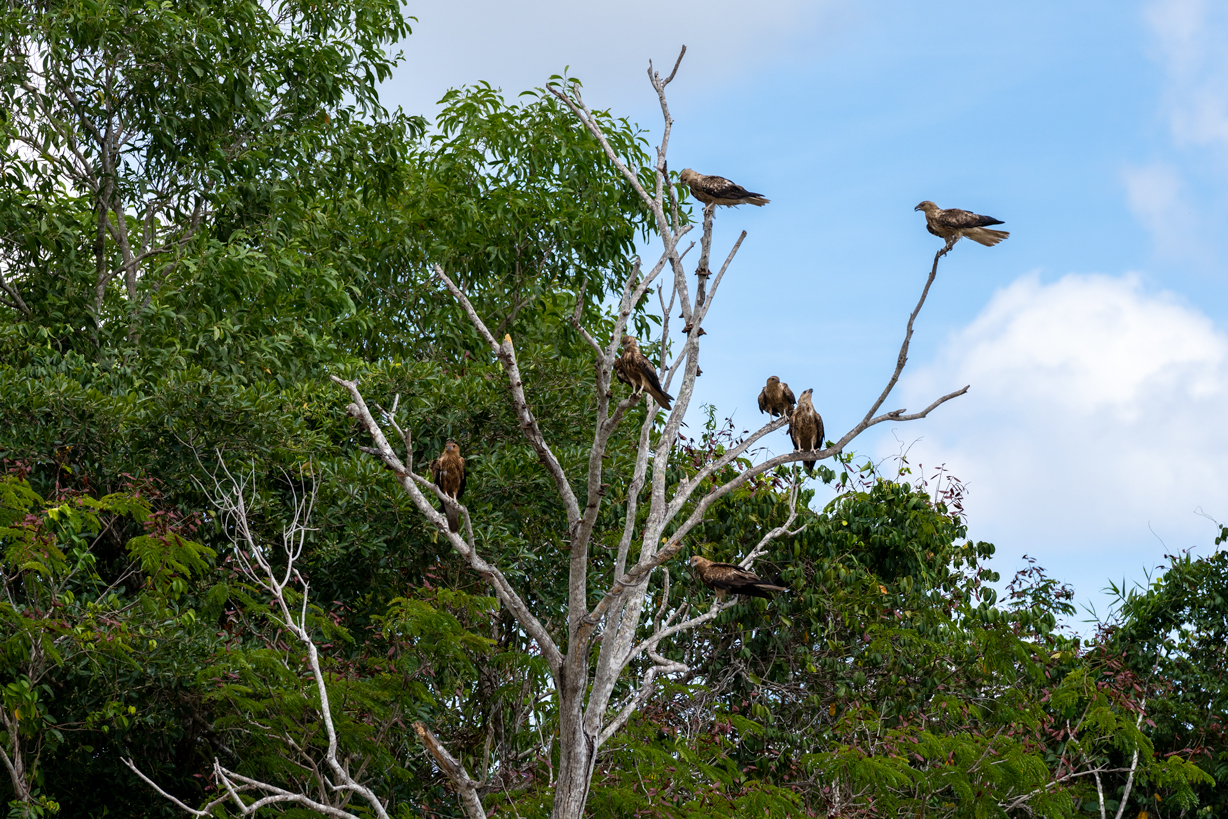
[788,389,824,475]
[758,376,796,419]
[618,336,673,410]
[689,555,788,600]
[914,201,1009,249]
[679,168,769,207]
[430,440,466,533]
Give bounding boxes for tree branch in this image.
[130,459,392,818]
[212,764,369,818]
[619,484,802,674]
[332,376,564,679]
[546,83,655,214]
[432,265,581,528]
[862,246,946,425]
[0,710,30,804]
[698,230,746,319]
[598,654,688,746]
[413,723,486,819]
[122,759,230,818]
[0,267,31,317]
[568,277,602,355]
[1112,702,1147,819]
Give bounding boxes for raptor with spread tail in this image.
[914,201,1008,249]
[680,168,769,207]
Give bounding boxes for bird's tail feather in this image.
[647,386,674,411]
[442,501,459,534]
[747,583,788,599]
[967,228,1009,247]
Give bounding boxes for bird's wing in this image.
[937,208,1004,230]
[791,408,814,448]
[430,458,442,486]
[634,353,673,409]
[758,387,769,414]
[456,457,466,501]
[706,561,758,586]
[707,562,785,596]
[707,176,763,201]
[783,384,796,408]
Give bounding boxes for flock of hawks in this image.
[428,170,1009,601]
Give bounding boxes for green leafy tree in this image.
[8,6,1211,817]
[0,0,414,361]
[614,452,1214,819]
[1106,538,1228,818]
[0,1,677,815]
[0,470,213,817]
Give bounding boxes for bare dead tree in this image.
[329,49,968,819]
[124,460,395,819]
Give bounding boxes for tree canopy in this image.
[0,3,1222,817]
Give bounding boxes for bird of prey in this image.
[618,336,674,410]
[758,376,796,419]
[689,555,788,600]
[788,389,824,475]
[679,168,769,207]
[914,201,1009,249]
[430,441,466,533]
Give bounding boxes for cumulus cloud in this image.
[888,272,1228,606]
[385,1,845,117]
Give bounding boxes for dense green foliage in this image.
[0,472,215,816]
[1,1,1223,816]
[1107,538,1228,818]
[558,454,1217,818]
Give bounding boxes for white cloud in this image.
[1132,1,1228,263]
[1122,162,1205,262]
[385,1,846,118]
[1144,0,1228,151]
[888,272,1228,607]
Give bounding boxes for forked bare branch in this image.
[130,459,391,819]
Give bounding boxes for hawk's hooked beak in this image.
[913,203,923,211]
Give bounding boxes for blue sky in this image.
[382,1,1228,622]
